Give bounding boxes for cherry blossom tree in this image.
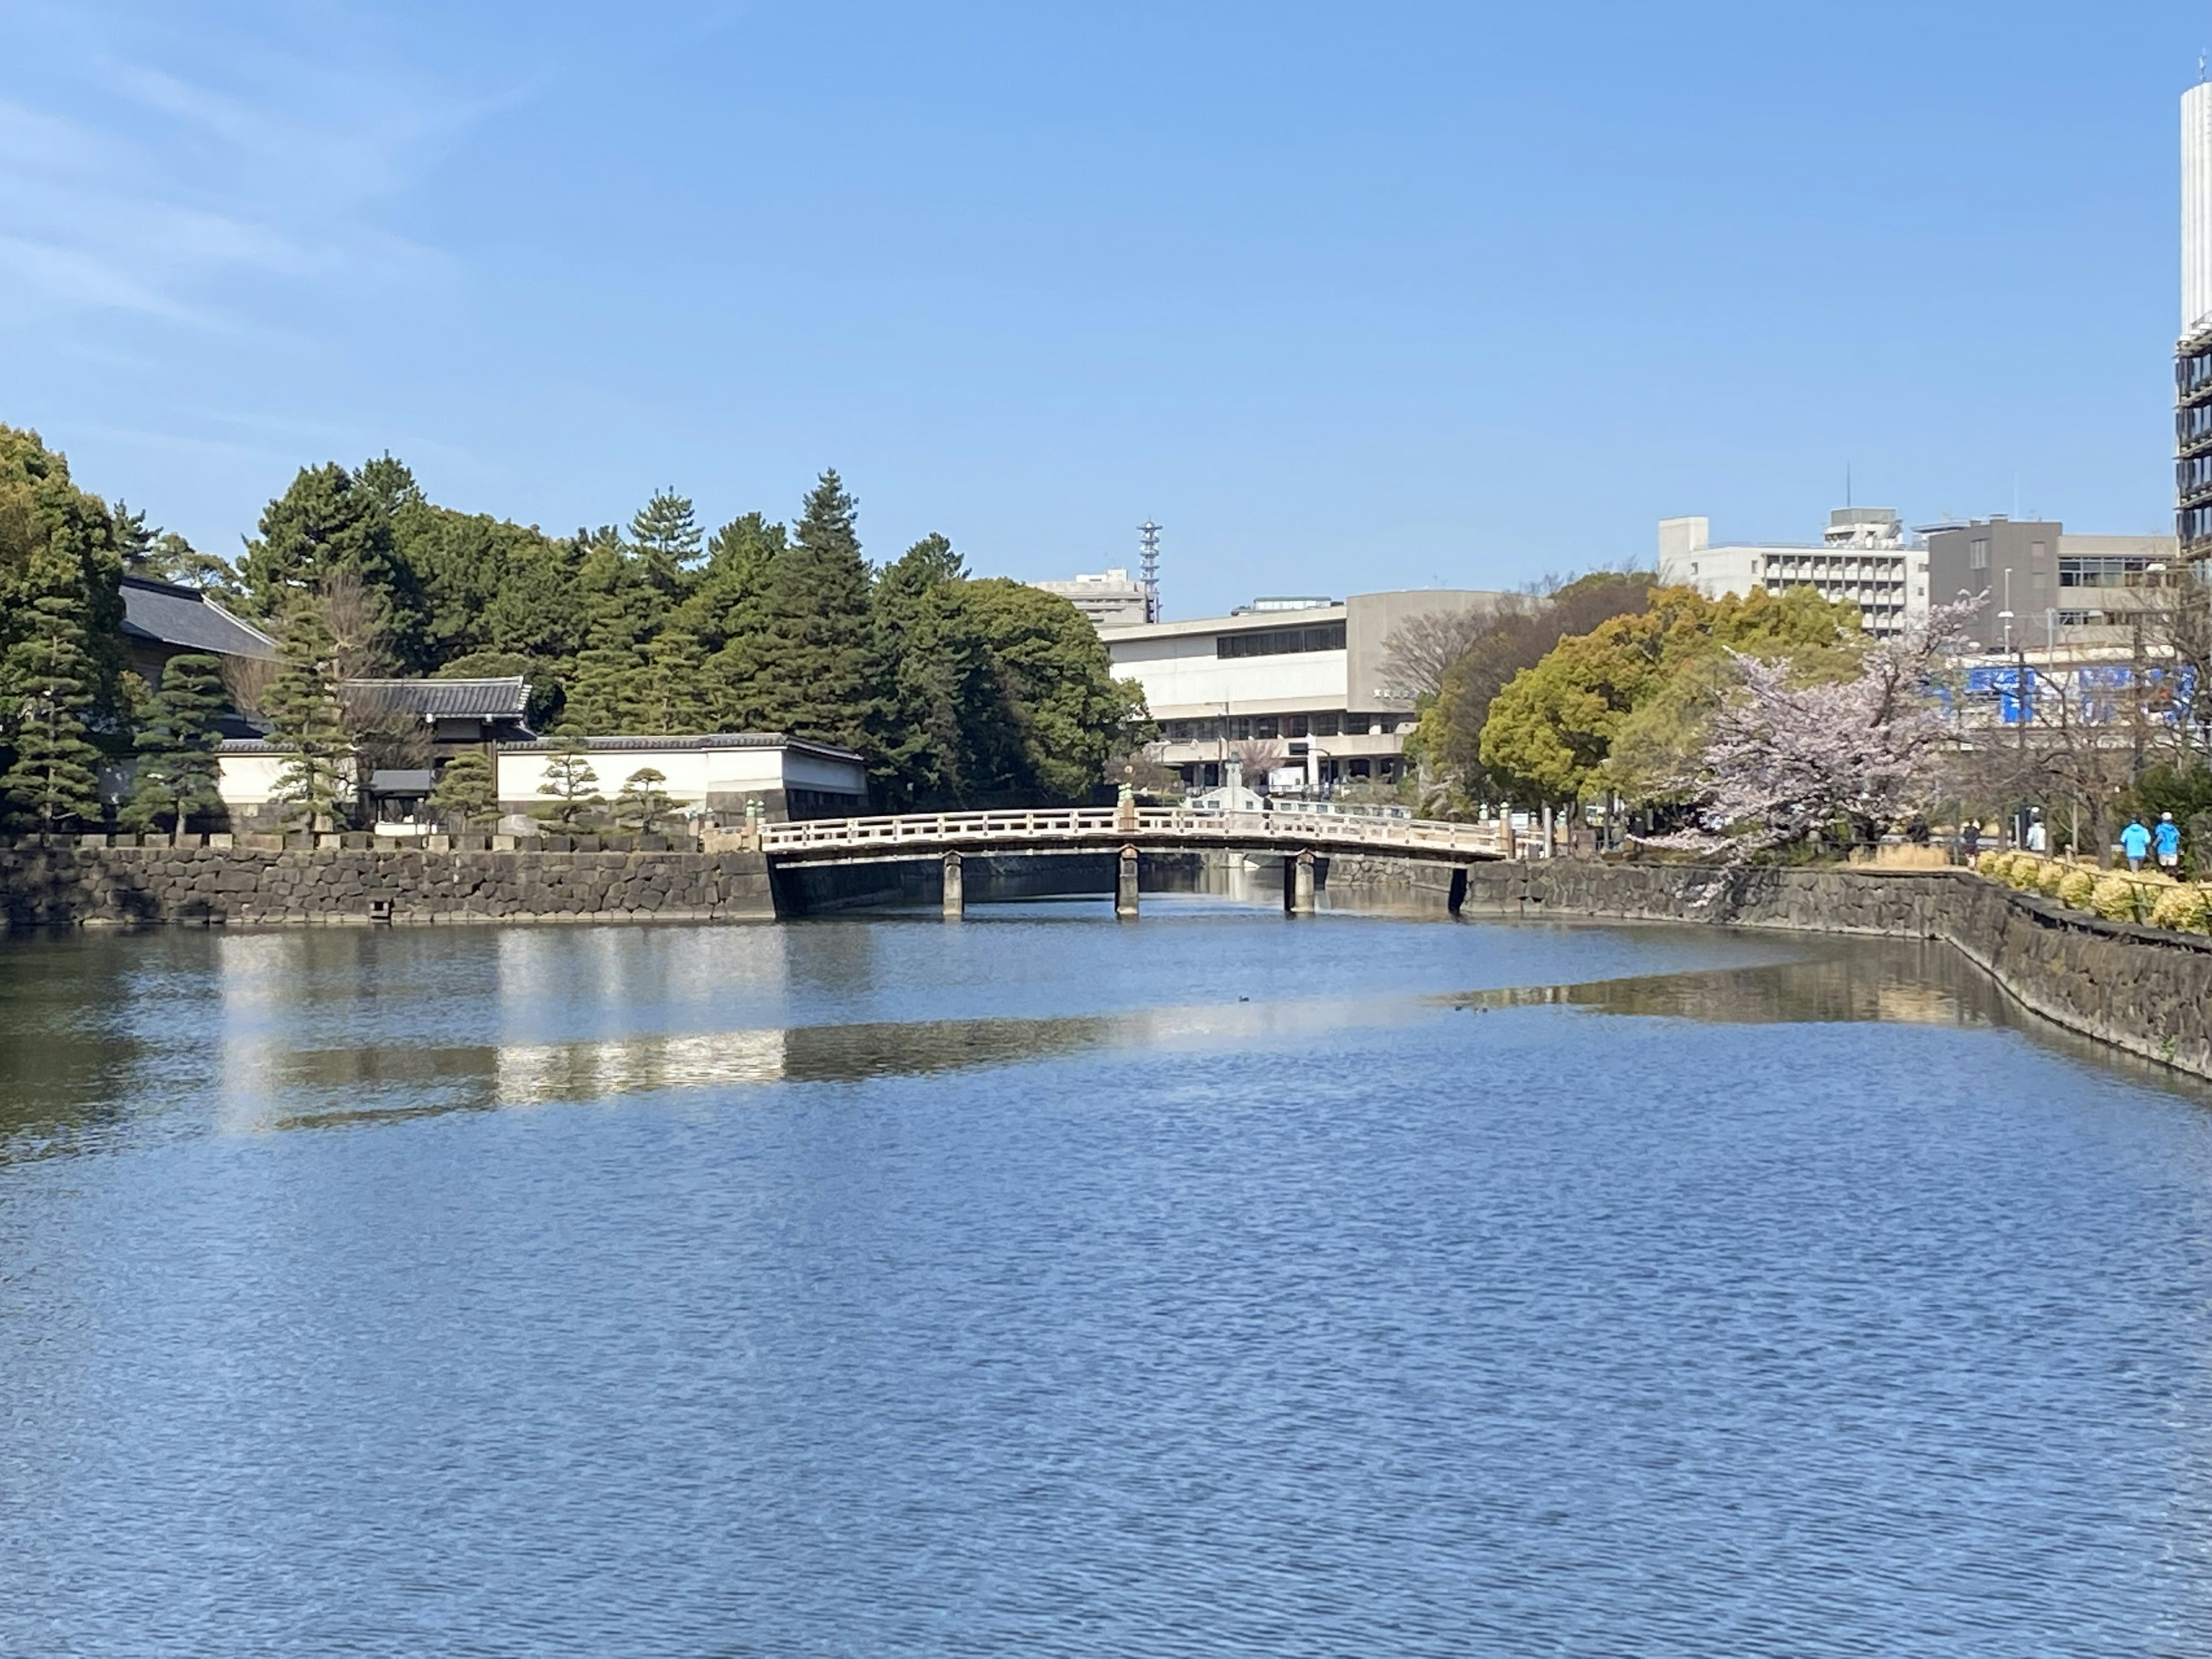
[1652,601,1975,857]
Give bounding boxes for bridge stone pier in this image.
[740,805,1509,918]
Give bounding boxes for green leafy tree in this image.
[426,749,498,832]
[120,653,228,838]
[531,738,605,829]
[239,462,429,669]
[962,579,1149,801]
[613,766,676,833]
[714,469,876,751]
[872,535,983,806]
[639,625,711,734]
[113,499,241,595]
[0,547,107,832]
[262,598,350,832]
[1479,584,1861,809]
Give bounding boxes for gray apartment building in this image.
[1923,517,2179,652]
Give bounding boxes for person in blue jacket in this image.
[2120,816,2152,872]
[2155,810,2183,874]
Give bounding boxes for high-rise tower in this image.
[2178,80,2212,559]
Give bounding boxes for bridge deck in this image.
[755,805,1508,865]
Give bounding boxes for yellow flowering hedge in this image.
[1968,851,2210,931]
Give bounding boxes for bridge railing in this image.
[758,805,1508,857]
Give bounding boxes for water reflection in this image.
[1442,941,2007,1030]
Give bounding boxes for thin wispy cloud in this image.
[0,1,491,329]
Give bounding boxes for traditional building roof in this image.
[119,577,278,661]
[342,677,533,721]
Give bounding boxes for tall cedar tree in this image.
[0,546,107,830]
[1,427,130,770]
[121,653,228,836]
[240,463,430,669]
[872,535,982,806]
[719,470,875,751]
[262,598,350,831]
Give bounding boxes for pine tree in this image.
[262,599,350,832]
[239,462,429,668]
[629,488,702,590]
[426,749,497,832]
[872,535,980,807]
[715,469,876,752]
[531,737,604,829]
[613,767,675,833]
[0,548,105,832]
[120,652,228,839]
[640,624,711,734]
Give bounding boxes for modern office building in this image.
[2180,79,2212,560]
[1104,588,1504,791]
[1923,518,2181,652]
[1656,509,1925,635]
[1030,568,1153,630]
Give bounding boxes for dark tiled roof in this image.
[119,578,279,660]
[342,677,532,720]
[499,732,865,763]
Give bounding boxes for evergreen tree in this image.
[613,767,675,833]
[872,535,981,806]
[639,624,711,734]
[629,488,702,590]
[239,463,429,668]
[565,580,654,733]
[262,598,350,832]
[120,653,227,838]
[426,749,497,831]
[531,738,604,829]
[1,426,130,747]
[715,469,876,751]
[0,547,105,832]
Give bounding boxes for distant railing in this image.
[756,805,1508,858]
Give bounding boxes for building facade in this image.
[1030,569,1153,630]
[1922,518,2180,652]
[2181,80,2212,561]
[1656,510,1925,635]
[1105,589,1503,791]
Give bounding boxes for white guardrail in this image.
[757,805,1508,857]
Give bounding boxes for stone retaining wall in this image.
[0,845,775,927]
[1327,854,2212,1082]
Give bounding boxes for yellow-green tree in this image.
[1479,585,1860,808]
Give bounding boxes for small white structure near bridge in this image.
[495,734,868,825]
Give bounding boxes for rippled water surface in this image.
[5,897,2212,1656]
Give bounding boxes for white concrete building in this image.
[1657,509,1926,635]
[216,733,868,831]
[1030,569,1152,630]
[1105,589,1504,791]
[495,735,867,823]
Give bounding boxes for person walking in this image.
[2121,815,2152,872]
[1960,820,1981,864]
[2156,810,2182,874]
[2025,810,2047,854]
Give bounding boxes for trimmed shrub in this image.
[1975,849,2006,877]
[2057,867,2098,910]
[2089,874,2140,921]
[2036,860,2070,899]
[2148,884,2212,933]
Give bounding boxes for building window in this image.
[1215,622,1347,658]
[1969,539,1990,571]
[1309,712,1340,737]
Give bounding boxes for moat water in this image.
[4,897,2211,1656]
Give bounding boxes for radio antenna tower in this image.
[1138,520,1162,622]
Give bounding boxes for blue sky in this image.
[0,1,2202,618]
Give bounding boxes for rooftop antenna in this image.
[1138,520,1162,622]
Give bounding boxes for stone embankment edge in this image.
[0,846,778,929]
[1325,854,2212,1084]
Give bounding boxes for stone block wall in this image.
[0,845,776,927]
